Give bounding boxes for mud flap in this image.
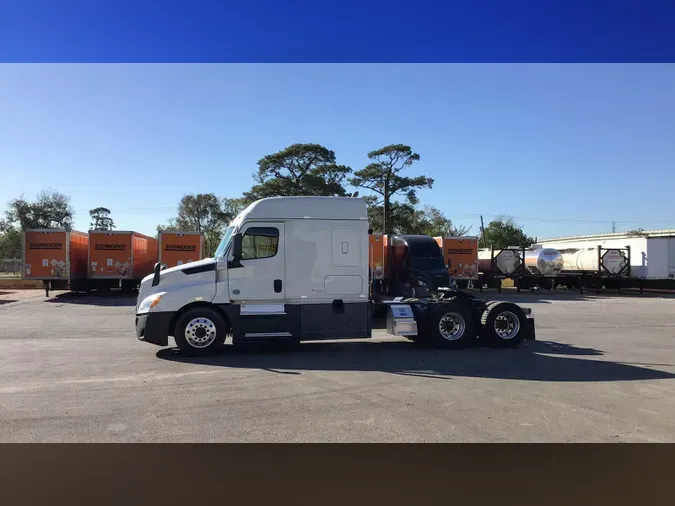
[526,317,536,340]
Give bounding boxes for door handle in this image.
[273,279,282,293]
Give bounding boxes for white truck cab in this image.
[135,196,535,355]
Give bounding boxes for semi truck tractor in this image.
[370,233,452,299]
[135,196,535,356]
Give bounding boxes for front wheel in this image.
[479,301,528,348]
[174,307,228,356]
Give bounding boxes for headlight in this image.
[137,292,166,314]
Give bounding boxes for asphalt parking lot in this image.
[1,289,674,442]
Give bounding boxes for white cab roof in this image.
[232,196,368,224]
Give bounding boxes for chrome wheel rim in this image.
[493,311,520,340]
[185,317,217,348]
[438,313,466,341]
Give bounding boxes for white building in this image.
[538,229,675,279]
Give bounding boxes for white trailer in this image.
[540,232,675,280]
[135,196,535,356]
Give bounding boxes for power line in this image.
[453,213,675,225]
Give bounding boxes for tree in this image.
[159,193,236,256]
[243,143,352,202]
[89,207,115,231]
[4,188,74,230]
[350,144,433,236]
[412,205,472,237]
[156,221,178,236]
[222,197,246,218]
[365,198,470,237]
[365,196,417,234]
[172,194,227,233]
[0,221,21,259]
[479,216,534,249]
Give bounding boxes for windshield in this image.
[409,242,445,270]
[214,226,235,258]
[410,242,442,259]
[411,256,446,271]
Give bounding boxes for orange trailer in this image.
[22,229,89,296]
[434,236,479,281]
[88,231,158,290]
[158,231,204,268]
[368,232,389,280]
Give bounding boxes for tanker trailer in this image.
[477,248,524,289]
[478,248,523,276]
[556,247,629,292]
[524,247,564,277]
[560,247,628,275]
[478,246,563,290]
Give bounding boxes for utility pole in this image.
[612,221,616,233]
[480,215,487,248]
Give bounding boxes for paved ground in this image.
[0,288,45,303]
[0,289,674,442]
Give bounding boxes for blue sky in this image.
[1,64,673,239]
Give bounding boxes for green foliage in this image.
[350,144,432,235]
[366,197,469,237]
[222,197,246,218]
[148,143,531,253]
[365,196,417,234]
[172,194,228,232]
[0,225,21,259]
[89,207,115,231]
[413,205,471,237]
[243,143,352,202]
[4,188,74,231]
[480,216,535,249]
[158,194,241,256]
[626,228,646,237]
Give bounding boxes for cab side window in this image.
[241,227,279,260]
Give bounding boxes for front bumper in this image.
[135,311,175,347]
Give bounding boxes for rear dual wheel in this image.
[416,301,477,349]
[479,301,528,348]
[412,300,528,349]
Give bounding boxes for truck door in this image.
[227,222,285,304]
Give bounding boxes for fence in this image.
[0,258,21,276]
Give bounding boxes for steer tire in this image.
[420,301,476,349]
[479,301,527,348]
[174,307,228,357]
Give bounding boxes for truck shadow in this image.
[474,289,675,304]
[155,339,674,382]
[44,292,137,307]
